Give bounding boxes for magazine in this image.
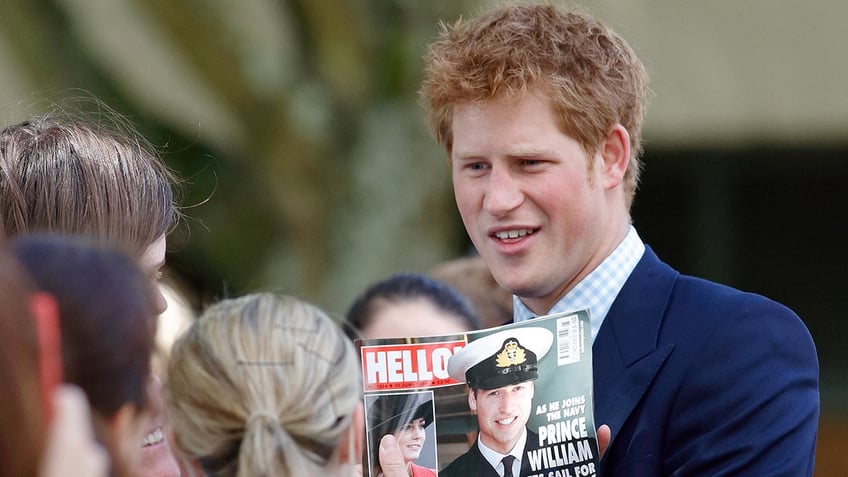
[357,309,599,477]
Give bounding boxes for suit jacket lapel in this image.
[466,442,499,477]
[593,247,677,444]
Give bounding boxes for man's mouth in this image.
[142,427,165,447]
[496,416,517,426]
[493,228,535,240]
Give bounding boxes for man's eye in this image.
[470,162,487,170]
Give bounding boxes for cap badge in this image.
[495,340,527,368]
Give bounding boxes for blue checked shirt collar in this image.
[513,226,645,342]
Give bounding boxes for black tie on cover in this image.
[501,455,516,477]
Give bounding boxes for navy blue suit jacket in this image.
[593,246,819,475]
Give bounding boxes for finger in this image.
[597,424,611,459]
[379,434,407,477]
[42,385,109,477]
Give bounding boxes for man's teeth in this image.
[495,229,534,240]
[142,428,165,447]
[497,417,517,426]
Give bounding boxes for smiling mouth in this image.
[496,416,517,426]
[142,427,165,447]
[493,229,535,240]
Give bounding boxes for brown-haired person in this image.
[442,327,554,477]
[366,393,436,477]
[420,3,818,475]
[0,106,181,477]
[12,235,161,477]
[0,108,178,312]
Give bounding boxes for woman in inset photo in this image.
[367,392,436,477]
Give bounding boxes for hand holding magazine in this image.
[357,310,599,477]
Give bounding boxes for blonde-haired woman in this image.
[165,293,364,477]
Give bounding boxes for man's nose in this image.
[483,166,523,217]
[499,392,518,412]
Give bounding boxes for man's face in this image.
[393,417,427,464]
[451,91,620,314]
[469,381,534,454]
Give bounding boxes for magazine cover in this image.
[357,309,598,477]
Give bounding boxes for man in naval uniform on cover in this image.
[441,327,552,477]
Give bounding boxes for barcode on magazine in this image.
[556,314,581,365]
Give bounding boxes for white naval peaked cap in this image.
[447,326,553,390]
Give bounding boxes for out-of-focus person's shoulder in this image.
[430,255,513,329]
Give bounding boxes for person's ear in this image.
[599,124,631,190]
[468,388,478,413]
[29,292,63,423]
[339,402,364,463]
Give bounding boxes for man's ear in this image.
[599,124,631,190]
[339,402,364,463]
[468,388,478,413]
